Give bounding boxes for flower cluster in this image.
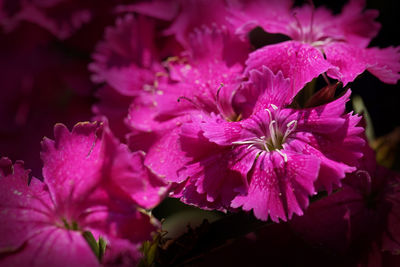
[1,0,400,265]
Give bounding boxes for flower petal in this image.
[89,14,160,95]
[235,66,293,117]
[231,151,320,222]
[183,146,256,207]
[245,41,334,94]
[1,227,100,267]
[144,128,192,183]
[41,122,104,205]
[284,89,352,134]
[325,43,400,85]
[0,158,52,254]
[337,0,380,48]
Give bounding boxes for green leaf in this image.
[82,231,107,262]
[139,234,163,267]
[82,231,99,259]
[146,239,158,266]
[352,94,375,142]
[98,237,107,261]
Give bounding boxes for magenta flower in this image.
[126,25,249,149]
[146,67,364,222]
[0,122,166,266]
[89,14,163,97]
[0,159,104,267]
[89,14,177,140]
[231,0,400,86]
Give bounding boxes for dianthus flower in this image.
[89,14,178,140]
[89,14,164,96]
[0,122,167,266]
[145,66,365,222]
[230,0,400,85]
[126,25,250,150]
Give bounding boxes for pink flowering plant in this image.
[1,0,400,266]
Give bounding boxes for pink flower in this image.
[145,67,364,222]
[89,14,163,96]
[231,0,400,85]
[126,25,250,150]
[0,122,167,266]
[89,14,177,140]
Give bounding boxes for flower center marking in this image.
[233,108,298,162]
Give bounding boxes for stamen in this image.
[177,96,202,110]
[269,120,278,148]
[270,104,278,110]
[276,149,288,163]
[265,108,273,121]
[232,137,260,145]
[215,82,237,120]
[282,120,297,142]
[234,137,271,152]
[215,83,225,102]
[233,110,291,154]
[258,136,268,151]
[263,142,269,151]
[312,40,327,48]
[286,120,297,129]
